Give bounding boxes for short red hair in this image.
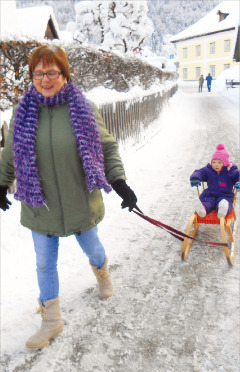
[28,45,71,82]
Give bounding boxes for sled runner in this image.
[181,183,238,266]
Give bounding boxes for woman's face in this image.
[33,60,67,97]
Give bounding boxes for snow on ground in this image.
[0,82,239,372]
[178,65,240,105]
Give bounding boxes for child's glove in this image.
[190,178,201,187]
[234,181,240,191]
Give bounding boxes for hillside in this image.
[148,0,221,52]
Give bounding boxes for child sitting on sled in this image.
[190,143,240,218]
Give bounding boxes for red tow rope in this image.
[133,206,228,247]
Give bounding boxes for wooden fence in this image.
[98,84,178,144]
[0,84,178,150]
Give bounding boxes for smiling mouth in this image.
[42,86,53,89]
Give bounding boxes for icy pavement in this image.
[1,86,239,371]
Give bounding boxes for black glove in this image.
[111,179,137,212]
[0,185,12,211]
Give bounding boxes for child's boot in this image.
[90,256,113,299]
[194,199,206,217]
[217,199,229,218]
[26,297,63,349]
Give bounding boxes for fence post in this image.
[1,121,8,149]
[0,121,9,159]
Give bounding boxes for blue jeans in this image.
[32,226,106,303]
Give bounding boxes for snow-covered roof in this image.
[17,6,60,39]
[0,0,19,38]
[171,1,239,43]
[58,31,74,42]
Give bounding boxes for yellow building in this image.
[171,1,240,81]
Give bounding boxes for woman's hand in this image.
[111,179,137,212]
[0,186,12,211]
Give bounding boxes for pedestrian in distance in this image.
[198,75,204,92]
[206,73,213,92]
[0,44,137,350]
[190,143,240,218]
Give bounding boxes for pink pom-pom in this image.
[216,143,225,150]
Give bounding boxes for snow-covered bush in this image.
[71,1,154,53]
[0,40,175,111]
[0,40,40,110]
[65,42,174,92]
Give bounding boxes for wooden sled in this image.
[181,184,238,266]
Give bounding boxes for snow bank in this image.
[212,66,240,105]
[85,81,177,106]
[0,109,13,124]
[213,66,240,90]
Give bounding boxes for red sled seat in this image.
[195,209,235,225]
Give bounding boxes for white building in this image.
[0,0,60,40]
[17,6,60,40]
[171,1,240,80]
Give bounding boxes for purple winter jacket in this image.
[190,163,239,202]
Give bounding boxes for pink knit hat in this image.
[211,143,230,166]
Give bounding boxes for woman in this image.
[0,45,137,349]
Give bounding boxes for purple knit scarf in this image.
[13,83,112,207]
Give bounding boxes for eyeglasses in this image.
[32,71,63,80]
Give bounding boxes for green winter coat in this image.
[0,102,126,236]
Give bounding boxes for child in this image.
[190,143,240,218]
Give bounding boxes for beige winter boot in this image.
[26,297,63,349]
[90,257,113,299]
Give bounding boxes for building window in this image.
[183,68,187,79]
[195,67,201,78]
[196,45,201,56]
[210,65,215,77]
[183,48,187,58]
[224,40,230,52]
[224,64,230,70]
[210,42,215,54]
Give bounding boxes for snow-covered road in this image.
[1,85,239,372]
